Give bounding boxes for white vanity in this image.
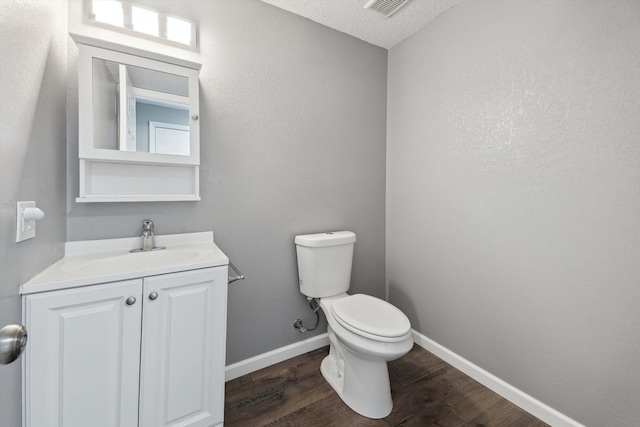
[20,232,228,427]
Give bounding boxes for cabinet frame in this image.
[72,34,202,203]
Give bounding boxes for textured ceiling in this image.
[261,0,464,49]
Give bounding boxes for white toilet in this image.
[295,231,413,419]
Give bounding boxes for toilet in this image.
[295,231,413,419]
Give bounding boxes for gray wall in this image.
[67,0,388,364]
[386,1,640,426]
[0,1,68,425]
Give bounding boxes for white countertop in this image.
[21,232,229,295]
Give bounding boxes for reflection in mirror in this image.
[92,58,190,155]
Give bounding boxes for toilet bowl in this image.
[294,231,413,419]
[318,294,413,418]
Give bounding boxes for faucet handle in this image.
[142,220,154,232]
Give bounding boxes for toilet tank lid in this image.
[295,231,356,247]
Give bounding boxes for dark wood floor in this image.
[225,344,549,426]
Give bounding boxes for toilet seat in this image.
[330,294,411,342]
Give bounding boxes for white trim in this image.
[134,87,189,109]
[76,194,200,203]
[71,33,201,69]
[411,330,585,427]
[225,333,329,382]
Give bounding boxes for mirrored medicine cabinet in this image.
[72,34,202,202]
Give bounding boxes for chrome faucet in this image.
[131,220,165,252]
[141,220,155,251]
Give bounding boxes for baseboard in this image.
[225,333,329,382]
[411,330,585,427]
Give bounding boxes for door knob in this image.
[0,324,27,365]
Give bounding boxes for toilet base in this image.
[320,329,393,419]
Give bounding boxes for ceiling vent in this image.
[363,0,410,18]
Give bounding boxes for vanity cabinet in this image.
[23,266,227,427]
[24,279,142,427]
[139,268,227,427]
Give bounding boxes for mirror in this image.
[74,35,202,203]
[92,59,191,156]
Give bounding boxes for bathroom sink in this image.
[60,248,200,274]
[21,232,230,295]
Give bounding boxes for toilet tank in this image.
[295,231,356,298]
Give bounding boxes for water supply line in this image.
[293,297,321,333]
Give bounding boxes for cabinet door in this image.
[23,279,143,427]
[139,267,227,427]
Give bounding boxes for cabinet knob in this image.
[125,297,136,306]
[191,114,199,121]
[148,292,158,301]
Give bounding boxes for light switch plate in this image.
[16,201,36,242]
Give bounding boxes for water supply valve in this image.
[293,298,321,333]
